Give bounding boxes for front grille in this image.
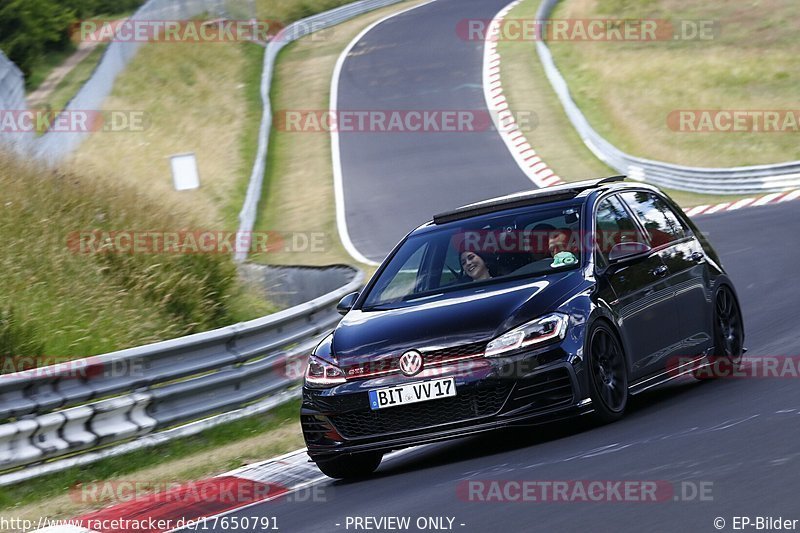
[506,367,574,411]
[328,382,513,439]
[341,341,487,380]
[301,415,331,443]
[306,390,369,413]
[424,341,486,365]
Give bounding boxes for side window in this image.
[620,192,687,248]
[377,243,428,301]
[594,195,646,265]
[439,242,462,285]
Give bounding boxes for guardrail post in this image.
[31,412,69,458]
[90,396,147,444]
[0,420,42,469]
[61,405,97,451]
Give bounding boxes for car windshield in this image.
[361,202,584,310]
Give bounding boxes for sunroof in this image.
[432,176,625,225]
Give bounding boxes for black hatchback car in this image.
[301,176,744,479]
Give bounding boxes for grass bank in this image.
[498,0,758,206]
[546,0,799,167]
[0,152,272,366]
[36,44,108,113]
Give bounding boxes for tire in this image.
[314,451,383,480]
[586,322,629,423]
[694,285,744,380]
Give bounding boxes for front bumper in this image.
[301,343,592,459]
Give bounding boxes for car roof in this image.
[431,175,628,225]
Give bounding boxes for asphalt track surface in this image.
[201,202,800,533]
[214,0,800,531]
[336,0,533,262]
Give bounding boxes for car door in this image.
[594,194,679,379]
[619,191,713,358]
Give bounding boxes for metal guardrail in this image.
[0,1,404,486]
[0,51,35,156]
[0,266,363,485]
[234,0,408,261]
[534,0,800,195]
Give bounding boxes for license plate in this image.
[368,378,456,410]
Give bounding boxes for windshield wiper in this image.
[361,303,400,312]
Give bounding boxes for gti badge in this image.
[398,350,423,376]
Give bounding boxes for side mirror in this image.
[608,242,651,263]
[336,292,359,315]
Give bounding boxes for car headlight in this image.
[484,313,568,357]
[304,355,346,387]
[304,334,346,388]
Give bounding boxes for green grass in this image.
[23,4,143,93]
[546,0,800,167]
[0,152,274,366]
[40,44,108,113]
[0,400,302,512]
[255,0,356,20]
[25,44,78,92]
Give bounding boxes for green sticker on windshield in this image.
[551,251,578,268]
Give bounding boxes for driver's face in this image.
[548,232,569,256]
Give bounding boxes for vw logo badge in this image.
[399,350,423,376]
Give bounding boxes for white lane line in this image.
[330,0,439,267]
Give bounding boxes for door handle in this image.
[650,265,669,277]
[690,251,705,263]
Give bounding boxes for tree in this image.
[0,0,75,79]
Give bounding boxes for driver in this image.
[548,229,579,268]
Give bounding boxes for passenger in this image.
[460,249,492,281]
